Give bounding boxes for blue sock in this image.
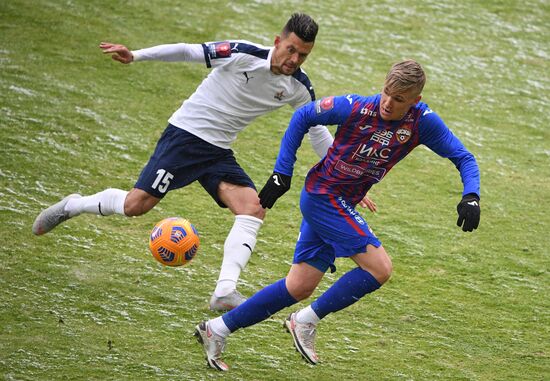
[311,267,381,319]
[222,278,297,332]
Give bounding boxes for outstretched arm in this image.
[100,42,134,64]
[99,41,205,64]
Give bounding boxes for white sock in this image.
[65,188,128,217]
[295,305,321,325]
[214,215,263,297]
[208,316,231,338]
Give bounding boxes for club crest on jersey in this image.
[274,91,285,101]
[315,96,334,114]
[396,125,412,144]
[209,41,232,59]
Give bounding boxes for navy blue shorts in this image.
[134,124,256,207]
[293,189,382,273]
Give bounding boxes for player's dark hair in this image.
[282,13,318,43]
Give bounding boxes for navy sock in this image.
[312,267,381,319]
[222,278,297,332]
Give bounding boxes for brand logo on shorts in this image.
[338,196,365,225]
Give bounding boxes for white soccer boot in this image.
[284,312,319,364]
[209,290,246,311]
[32,194,82,235]
[194,321,229,371]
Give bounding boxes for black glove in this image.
[258,172,292,209]
[456,193,480,232]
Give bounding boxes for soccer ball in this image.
[149,217,200,267]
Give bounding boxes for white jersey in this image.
[133,40,332,152]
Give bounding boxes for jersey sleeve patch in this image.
[315,96,335,114]
[203,41,233,68]
[208,41,232,59]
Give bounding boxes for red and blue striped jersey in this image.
[274,94,480,205]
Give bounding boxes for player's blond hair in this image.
[384,60,426,96]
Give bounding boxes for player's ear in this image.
[274,35,281,47]
[413,94,422,105]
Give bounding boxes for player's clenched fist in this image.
[259,172,292,209]
[456,193,480,232]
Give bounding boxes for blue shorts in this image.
[135,124,256,207]
[293,189,382,273]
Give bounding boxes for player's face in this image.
[379,86,422,121]
[271,32,314,75]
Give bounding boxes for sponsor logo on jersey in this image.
[360,106,377,117]
[363,166,386,181]
[209,41,232,59]
[352,144,392,165]
[370,129,394,146]
[396,125,412,144]
[335,159,386,181]
[335,160,364,178]
[315,96,334,114]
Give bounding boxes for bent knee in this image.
[374,259,393,285]
[287,286,316,301]
[219,183,265,219]
[229,199,265,220]
[236,198,265,219]
[124,190,158,216]
[246,203,266,220]
[356,252,393,285]
[124,202,147,217]
[286,277,317,301]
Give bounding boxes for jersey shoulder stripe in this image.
[201,41,269,68]
[231,42,270,59]
[292,68,316,101]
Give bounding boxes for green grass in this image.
[1,0,549,380]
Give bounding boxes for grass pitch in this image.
[1,0,549,380]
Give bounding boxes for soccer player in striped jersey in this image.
[195,59,480,370]
[32,13,338,311]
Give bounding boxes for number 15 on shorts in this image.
[152,169,173,194]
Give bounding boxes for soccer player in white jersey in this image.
[32,13,337,311]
